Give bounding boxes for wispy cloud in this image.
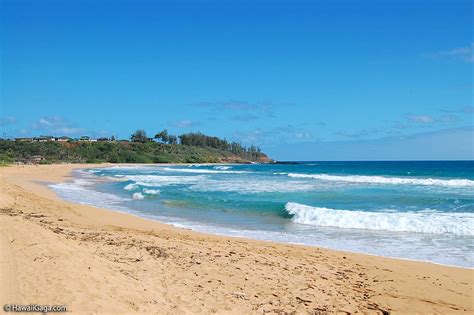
[394,112,462,130]
[270,127,474,161]
[172,119,201,128]
[441,105,474,114]
[233,124,314,145]
[334,127,381,139]
[334,108,466,140]
[231,113,260,121]
[0,116,16,127]
[32,116,85,135]
[406,115,435,124]
[427,43,474,63]
[195,100,277,121]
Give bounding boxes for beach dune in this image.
[0,164,472,314]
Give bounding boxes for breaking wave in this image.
[287,173,474,187]
[124,183,138,190]
[143,188,160,195]
[161,167,247,174]
[132,192,145,200]
[285,202,474,236]
[124,175,205,187]
[213,165,231,170]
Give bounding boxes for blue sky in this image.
[1,0,472,160]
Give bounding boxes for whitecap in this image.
[287,173,474,187]
[213,165,232,170]
[143,188,160,195]
[161,167,247,174]
[285,202,474,236]
[132,192,145,200]
[124,183,138,190]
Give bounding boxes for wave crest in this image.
[285,202,474,235]
[132,192,145,200]
[287,173,474,187]
[213,165,231,170]
[162,167,247,174]
[143,188,160,195]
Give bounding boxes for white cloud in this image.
[334,128,381,139]
[32,116,85,135]
[196,100,277,120]
[394,112,463,130]
[39,117,53,126]
[234,124,314,145]
[294,132,312,140]
[268,127,474,161]
[428,43,474,63]
[173,120,199,128]
[407,115,435,124]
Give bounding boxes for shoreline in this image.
[66,164,472,270]
[1,163,472,313]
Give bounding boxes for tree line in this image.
[130,129,263,159]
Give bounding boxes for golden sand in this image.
[0,164,472,314]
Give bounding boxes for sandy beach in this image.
[0,164,472,314]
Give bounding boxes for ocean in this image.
[50,161,474,268]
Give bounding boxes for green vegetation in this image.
[0,130,271,164]
[130,129,148,143]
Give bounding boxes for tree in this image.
[168,135,178,144]
[154,129,169,143]
[130,129,147,143]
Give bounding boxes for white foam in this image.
[190,179,318,193]
[124,175,205,187]
[100,165,156,171]
[161,167,248,174]
[213,165,231,170]
[287,173,474,187]
[124,183,138,190]
[285,202,474,236]
[132,192,145,200]
[143,188,160,195]
[51,168,474,268]
[125,174,319,193]
[50,180,129,209]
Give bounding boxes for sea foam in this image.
[124,175,205,187]
[285,202,474,236]
[132,192,145,200]
[161,167,247,174]
[213,165,231,170]
[143,188,160,195]
[50,179,129,209]
[124,183,138,190]
[190,179,317,193]
[287,173,474,187]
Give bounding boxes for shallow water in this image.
[50,161,474,268]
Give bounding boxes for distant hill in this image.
[0,133,272,164]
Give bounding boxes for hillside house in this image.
[57,136,72,142]
[29,155,45,164]
[35,135,55,142]
[14,138,34,142]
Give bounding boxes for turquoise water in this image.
[51,161,474,267]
